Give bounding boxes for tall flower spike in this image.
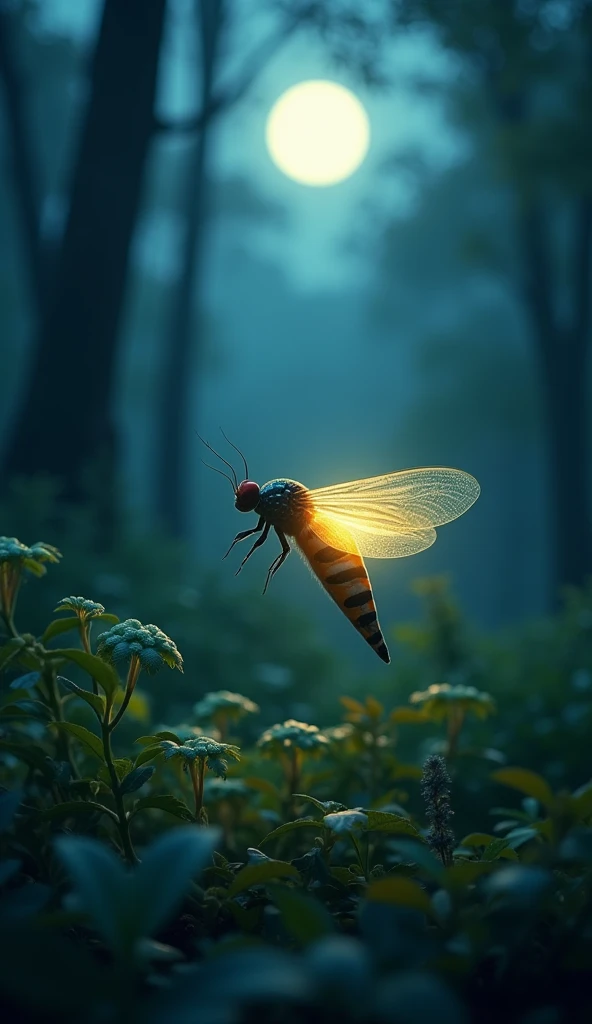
[421,754,455,868]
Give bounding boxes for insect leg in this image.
[223,516,265,559]
[262,529,291,595]
[235,521,271,576]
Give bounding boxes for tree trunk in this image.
[156,0,224,538]
[0,9,45,314]
[520,203,592,599]
[539,340,591,597]
[2,0,166,532]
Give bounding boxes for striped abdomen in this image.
[294,524,390,664]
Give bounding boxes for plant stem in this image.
[0,564,19,637]
[351,833,367,880]
[189,758,206,821]
[109,656,141,732]
[43,663,79,778]
[446,708,465,758]
[78,620,98,694]
[102,696,138,865]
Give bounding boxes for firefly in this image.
[201,433,480,664]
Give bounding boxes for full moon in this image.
[265,80,370,187]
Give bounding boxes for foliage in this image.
[1,542,592,1021]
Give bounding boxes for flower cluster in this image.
[0,537,61,576]
[410,683,495,721]
[54,596,106,621]
[257,719,330,754]
[194,690,259,721]
[96,619,183,674]
[160,736,241,778]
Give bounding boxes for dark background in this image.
[1,0,591,750]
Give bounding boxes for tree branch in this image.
[153,13,298,135]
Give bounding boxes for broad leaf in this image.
[260,819,322,846]
[0,639,24,670]
[0,789,22,832]
[57,676,105,718]
[0,740,53,774]
[41,618,79,643]
[387,838,442,877]
[43,801,116,823]
[228,860,300,896]
[132,826,220,938]
[267,885,334,944]
[365,810,421,836]
[9,671,41,691]
[50,649,120,698]
[492,768,554,807]
[132,794,194,821]
[134,746,164,767]
[366,876,433,915]
[55,836,127,953]
[120,765,155,795]
[51,722,104,762]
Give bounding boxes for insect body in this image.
[200,434,480,665]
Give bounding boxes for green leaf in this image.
[95,613,119,625]
[366,876,433,915]
[461,832,497,848]
[387,838,442,877]
[0,639,25,670]
[135,731,181,746]
[259,819,322,846]
[0,790,22,832]
[1,699,52,721]
[55,836,128,953]
[293,793,346,815]
[42,801,117,823]
[120,765,155,795]
[50,649,120,698]
[0,859,20,886]
[131,794,194,821]
[244,776,282,800]
[482,838,517,862]
[57,676,105,718]
[98,759,133,787]
[41,618,80,643]
[365,810,421,836]
[9,671,41,691]
[492,768,554,807]
[572,780,592,820]
[51,722,104,762]
[134,745,164,767]
[131,826,221,939]
[267,884,334,944]
[445,862,498,885]
[0,740,53,774]
[228,860,300,896]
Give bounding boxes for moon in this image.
[265,80,371,187]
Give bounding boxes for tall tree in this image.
[1,0,167,531]
[390,0,592,599]
[154,0,301,538]
[0,6,45,313]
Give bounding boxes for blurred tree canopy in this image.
[382,0,592,599]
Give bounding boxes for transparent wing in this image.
[308,468,479,559]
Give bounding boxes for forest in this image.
[1,1,592,1021]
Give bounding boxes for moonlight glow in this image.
[265,80,370,187]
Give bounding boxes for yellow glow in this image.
[265,80,370,187]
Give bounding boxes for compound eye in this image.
[235,480,260,512]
